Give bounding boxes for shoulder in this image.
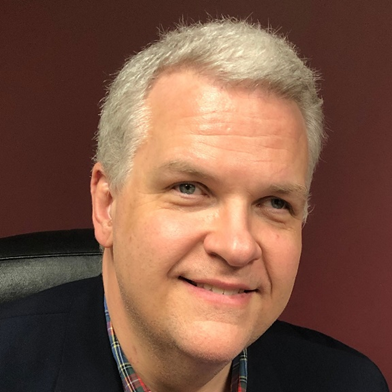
[0,276,107,391]
[0,276,102,331]
[0,274,102,320]
[247,320,389,391]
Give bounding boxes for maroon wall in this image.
[2,0,391,385]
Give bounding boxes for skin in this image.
[91,70,309,392]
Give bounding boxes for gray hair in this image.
[95,18,324,193]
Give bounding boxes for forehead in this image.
[144,70,307,153]
[147,70,304,132]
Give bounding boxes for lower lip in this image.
[181,279,254,307]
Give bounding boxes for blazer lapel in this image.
[54,276,123,392]
[247,342,284,392]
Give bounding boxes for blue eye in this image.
[270,198,288,210]
[178,183,197,195]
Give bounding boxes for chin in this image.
[174,321,254,364]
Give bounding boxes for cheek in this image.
[119,210,205,272]
[149,213,196,244]
[263,229,302,287]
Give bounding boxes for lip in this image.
[182,277,255,292]
[179,277,256,306]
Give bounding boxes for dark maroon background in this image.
[1,0,391,386]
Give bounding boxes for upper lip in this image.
[180,277,257,292]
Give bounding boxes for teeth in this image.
[196,283,244,295]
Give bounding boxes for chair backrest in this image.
[0,229,102,304]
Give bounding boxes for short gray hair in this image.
[95,18,324,191]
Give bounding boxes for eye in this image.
[178,183,196,194]
[270,197,289,210]
[173,183,203,195]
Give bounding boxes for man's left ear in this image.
[90,162,114,248]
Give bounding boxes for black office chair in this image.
[0,229,102,304]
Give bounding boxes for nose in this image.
[203,203,262,267]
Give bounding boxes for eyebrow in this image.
[155,160,212,179]
[155,160,309,200]
[268,184,309,202]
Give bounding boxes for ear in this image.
[91,162,114,248]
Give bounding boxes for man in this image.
[0,19,389,391]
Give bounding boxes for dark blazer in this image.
[0,276,388,392]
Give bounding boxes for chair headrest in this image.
[0,229,102,304]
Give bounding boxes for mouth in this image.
[180,277,255,296]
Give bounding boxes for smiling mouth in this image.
[180,277,254,296]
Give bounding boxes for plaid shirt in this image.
[104,297,247,392]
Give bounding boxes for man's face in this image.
[100,70,308,364]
